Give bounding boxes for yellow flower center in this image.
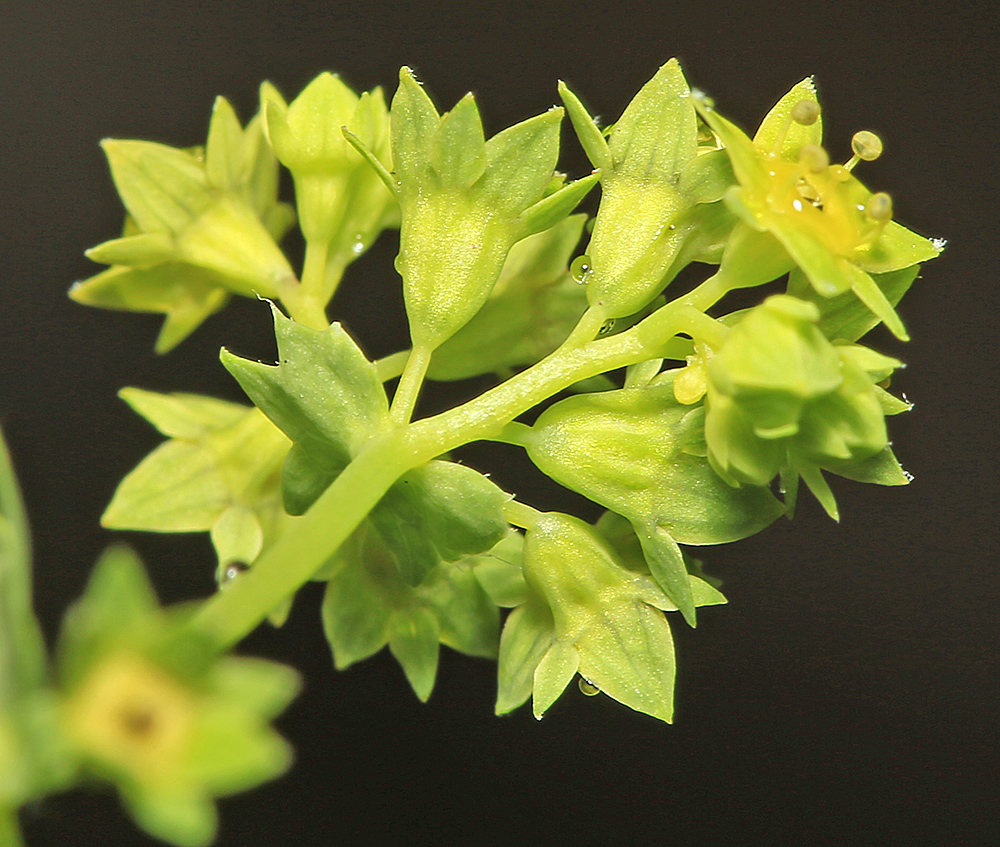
[63,652,197,787]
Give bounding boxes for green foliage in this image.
[3,58,943,845]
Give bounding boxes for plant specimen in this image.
[0,60,940,845]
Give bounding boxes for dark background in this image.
[3,1,998,845]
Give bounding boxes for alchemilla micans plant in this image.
[1,60,941,845]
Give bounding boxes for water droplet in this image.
[221,561,249,587]
[578,678,601,696]
[351,234,366,255]
[902,470,915,482]
[570,254,593,284]
[598,318,616,336]
[931,237,948,252]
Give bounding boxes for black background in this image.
[3,1,998,845]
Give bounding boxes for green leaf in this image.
[221,307,389,515]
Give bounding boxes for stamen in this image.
[798,144,829,174]
[845,130,883,170]
[866,191,893,222]
[791,100,821,126]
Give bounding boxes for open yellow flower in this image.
[695,79,942,340]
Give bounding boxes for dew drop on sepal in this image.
[570,255,593,284]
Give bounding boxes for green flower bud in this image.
[560,60,739,320]
[705,294,899,518]
[264,73,395,259]
[390,68,597,352]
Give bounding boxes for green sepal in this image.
[390,67,442,185]
[577,60,735,318]
[751,77,822,161]
[98,141,295,299]
[853,222,944,275]
[85,231,176,266]
[788,265,919,343]
[521,513,677,723]
[265,73,395,256]
[70,263,230,354]
[102,390,289,535]
[826,446,911,486]
[388,606,441,702]
[322,526,503,702]
[427,215,588,380]
[557,80,612,171]
[495,596,554,715]
[220,306,389,515]
[430,93,487,188]
[56,547,298,847]
[471,531,528,608]
[517,171,600,239]
[101,140,211,235]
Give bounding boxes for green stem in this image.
[492,421,534,447]
[390,345,432,425]
[560,304,607,349]
[375,350,411,383]
[280,239,335,330]
[190,298,712,649]
[0,806,24,847]
[502,499,543,530]
[191,432,427,649]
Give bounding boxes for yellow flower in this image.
[695,79,942,340]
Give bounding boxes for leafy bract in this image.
[523,379,782,624]
[322,524,506,701]
[101,389,291,581]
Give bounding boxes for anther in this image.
[791,100,821,126]
[865,191,893,222]
[798,143,829,174]
[845,130,883,170]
